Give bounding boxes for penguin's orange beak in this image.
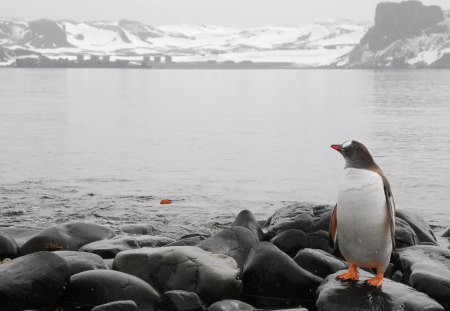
[331,144,342,152]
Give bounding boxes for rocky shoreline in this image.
[0,203,449,311]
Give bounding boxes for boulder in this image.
[0,232,19,259]
[20,222,115,254]
[91,300,139,311]
[113,246,242,304]
[157,290,205,311]
[0,225,42,247]
[136,235,175,247]
[120,223,155,235]
[79,236,141,258]
[442,226,450,238]
[61,270,160,311]
[165,236,206,247]
[316,270,444,311]
[270,229,309,257]
[207,300,254,311]
[0,251,69,310]
[197,226,259,269]
[393,245,450,309]
[395,218,419,248]
[396,209,437,245]
[265,203,334,239]
[294,248,347,278]
[243,242,322,309]
[307,230,333,253]
[232,210,264,241]
[53,251,108,276]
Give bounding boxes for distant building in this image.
[102,55,111,63]
[142,55,151,67]
[154,55,161,63]
[76,55,84,63]
[90,55,100,62]
[164,55,172,63]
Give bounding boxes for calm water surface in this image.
[0,69,449,239]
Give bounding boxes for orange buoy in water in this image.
[160,199,172,205]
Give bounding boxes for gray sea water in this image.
[1,68,449,240]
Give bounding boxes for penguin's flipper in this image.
[384,183,396,250]
[329,204,337,248]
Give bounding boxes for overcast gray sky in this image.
[2,0,449,27]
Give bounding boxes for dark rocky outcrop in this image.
[79,236,141,258]
[232,209,264,241]
[316,270,444,311]
[197,226,259,269]
[242,242,322,309]
[26,19,73,48]
[0,232,19,259]
[294,248,347,278]
[157,290,205,311]
[270,229,309,257]
[20,222,115,254]
[91,300,139,311]
[393,245,450,309]
[396,209,437,245]
[0,251,69,311]
[53,250,108,276]
[113,246,242,304]
[207,300,254,311]
[61,270,160,311]
[395,218,419,248]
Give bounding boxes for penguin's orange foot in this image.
[364,272,384,288]
[336,265,359,281]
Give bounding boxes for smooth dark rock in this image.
[79,236,141,258]
[104,258,114,269]
[243,242,322,309]
[442,226,450,237]
[53,250,108,276]
[61,270,160,311]
[316,270,444,311]
[307,230,333,253]
[265,203,334,239]
[207,300,254,311]
[0,232,19,259]
[113,246,242,304]
[91,300,139,311]
[0,225,42,248]
[20,222,115,255]
[119,223,155,235]
[157,290,205,311]
[395,218,419,248]
[396,209,437,245]
[294,248,347,278]
[270,229,309,257]
[0,251,69,310]
[393,245,450,309]
[232,210,264,241]
[197,226,259,269]
[136,235,175,247]
[165,236,207,247]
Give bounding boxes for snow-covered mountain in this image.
[0,18,366,66]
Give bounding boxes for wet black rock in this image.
[0,225,42,248]
[165,235,206,247]
[395,218,419,248]
[294,248,347,278]
[27,19,74,49]
[197,226,259,269]
[119,223,155,235]
[53,250,108,276]
[265,203,334,239]
[79,236,141,259]
[0,232,19,259]
[396,209,437,245]
[157,290,205,311]
[243,242,322,309]
[113,246,242,304]
[316,270,444,311]
[61,270,160,311]
[136,235,175,247]
[91,300,139,311]
[0,251,69,311]
[270,229,309,257]
[393,245,450,309]
[20,222,115,254]
[207,300,254,311]
[307,230,333,253]
[442,226,450,237]
[232,209,264,241]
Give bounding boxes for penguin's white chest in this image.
[337,168,392,269]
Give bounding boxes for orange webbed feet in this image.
[364,271,384,288]
[336,264,359,282]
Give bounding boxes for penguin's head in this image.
[331,140,376,168]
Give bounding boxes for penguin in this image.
[329,140,395,287]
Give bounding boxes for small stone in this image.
[91,300,138,311]
[294,248,347,278]
[79,236,141,259]
[207,300,254,311]
[232,210,264,241]
[270,229,309,257]
[157,290,205,311]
